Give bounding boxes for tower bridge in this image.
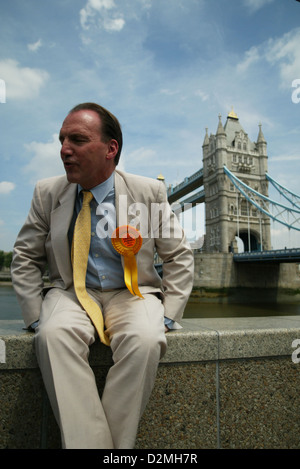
[166,109,300,263]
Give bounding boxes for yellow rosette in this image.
[111,225,144,299]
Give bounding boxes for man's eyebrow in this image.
[59,132,89,142]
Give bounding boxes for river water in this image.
[1,284,300,322]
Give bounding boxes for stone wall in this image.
[1,316,300,449]
[193,252,300,291]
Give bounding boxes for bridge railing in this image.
[233,248,300,262]
[167,168,203,202]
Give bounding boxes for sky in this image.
[0,0,300,251]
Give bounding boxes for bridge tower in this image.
[202,109,271,253]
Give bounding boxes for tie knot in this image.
[82,190,93,206]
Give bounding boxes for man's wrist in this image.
[29,320,39,331]
[164,317,174,330]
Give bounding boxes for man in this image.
[11,103,194,449]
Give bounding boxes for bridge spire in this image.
[228,107,238,120]
[216,114,226,135]
[202,127,209,147]
[257,122,266,143]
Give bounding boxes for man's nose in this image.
[61,139,73,157]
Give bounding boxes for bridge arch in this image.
[235,229,260,253]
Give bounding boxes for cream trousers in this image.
[34,287,167,449]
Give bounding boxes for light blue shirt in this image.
[74,174,125,290]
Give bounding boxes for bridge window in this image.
[241,201,248,216]
[210,229,215,245]
[210,207,219,218]
[209,182,218,196]
[210,228,220,246]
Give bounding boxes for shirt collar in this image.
[77,172,114,205]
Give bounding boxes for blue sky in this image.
[1,0,300,251]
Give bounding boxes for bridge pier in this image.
[193,252,300,292]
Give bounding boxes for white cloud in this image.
[0,182,15,194]
[160,88,179,96]
[125,147,157,164]
[237,46,260,73]
[104,17,125,31]
[194,89,209,102]
[89,0,116,9]
[80,0,124,31]
[271,155,300,162]
[0,59,49,100]
[24,133,63,182]
[243,0,275,13]
[28,39,42,52]
[265,28,300,87]
[235,27,300,90]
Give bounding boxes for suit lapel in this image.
[51,183,77,287]
[114,170,136,227]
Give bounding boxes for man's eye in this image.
[72,137,88,144]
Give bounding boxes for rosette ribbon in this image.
[111,225,144,299]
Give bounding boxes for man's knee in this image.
[111,325,167,363]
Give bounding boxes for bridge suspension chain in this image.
[223,166,300,232]
[265,173,300,210]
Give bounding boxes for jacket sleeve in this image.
[11,182,49,328]
[153,182,194,324]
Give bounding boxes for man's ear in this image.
[106,139,119,160]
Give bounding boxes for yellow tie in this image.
[72,190,110,346]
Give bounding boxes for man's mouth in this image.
[63,160,76,168]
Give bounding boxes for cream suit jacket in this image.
[11,169,194,330]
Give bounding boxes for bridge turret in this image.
[257,123,268,176]
[202,110,271,253]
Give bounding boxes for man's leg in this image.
[34,287,114,449]
[98,290,167,449]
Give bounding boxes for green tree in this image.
[4,251,12,268]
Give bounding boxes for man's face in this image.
[59,110,118,189]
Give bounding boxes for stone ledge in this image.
[1,316,300,369]
[1,317,300,448]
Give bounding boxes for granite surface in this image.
[2,315,300,365]
[1,316,300,449]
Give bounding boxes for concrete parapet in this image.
[1,316,300,449]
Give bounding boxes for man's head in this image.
[59,103,123,189]
[69,103,123,164]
